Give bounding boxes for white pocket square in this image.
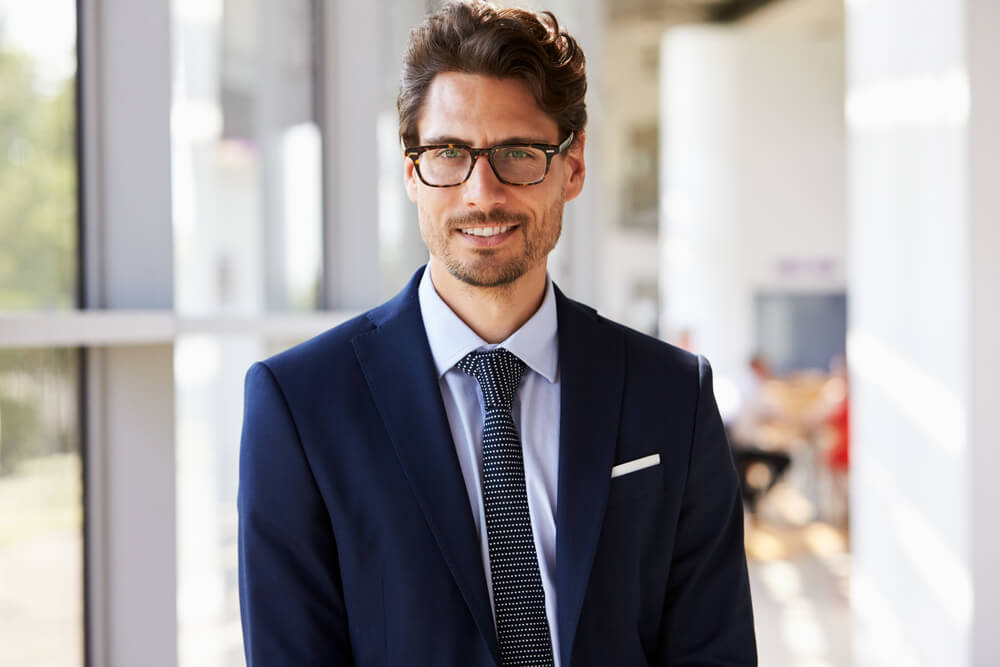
[610,453,661,478]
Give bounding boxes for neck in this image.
[427,258,548,344]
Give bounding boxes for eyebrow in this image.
[420,135,554,146]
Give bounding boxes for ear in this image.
[562,130,586,202]
[404,153,419,203]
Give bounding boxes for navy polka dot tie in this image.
[457,348,555,667]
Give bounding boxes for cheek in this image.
[418,190,458,224]
[416,196,449,242]
[416,194,435,225]
[525,187,562,222]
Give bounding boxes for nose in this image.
[462,153,507,211]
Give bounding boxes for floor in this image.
[747,477,854,667]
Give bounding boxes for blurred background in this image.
[1,0,997,665]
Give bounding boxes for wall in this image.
[848,0,1000,664]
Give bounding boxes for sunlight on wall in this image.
[847,330,966,457]
[846,68,970,131]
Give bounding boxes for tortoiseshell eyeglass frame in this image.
[404,131,575,187]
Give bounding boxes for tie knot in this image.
[456,348,526,410]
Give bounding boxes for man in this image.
[238,2,756,665]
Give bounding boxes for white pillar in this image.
[80,1,177,665]
[660,25,846,382]
[967,1,1000,662]
[322,0,382,308]
[847,0,999,664]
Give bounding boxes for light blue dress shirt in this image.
[418,266,562,666]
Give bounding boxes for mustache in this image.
[448,210,529,228]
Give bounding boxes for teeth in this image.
[461,225,514,237]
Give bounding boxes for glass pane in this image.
[175,334,302,667]
[0,347,83,666]
[171,0,323,315]
[0,1,78,310]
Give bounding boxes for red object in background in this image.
[827,398,849,470]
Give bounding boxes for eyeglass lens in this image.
[420,146,548,186]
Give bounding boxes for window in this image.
[0,1,78,310]
[171,0,323,315]
[0,348,83,666]
[0,2,83,665]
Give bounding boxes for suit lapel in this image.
[352,269,500,664]
[554,288,624,667]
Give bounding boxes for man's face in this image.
[405,72,586,288]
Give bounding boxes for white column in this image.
[660,25,846,382]
[84,0,174,309]
[321,0,382,309]
[847,0,999,664]
[967,1,1000,662]
[80,1,177,665]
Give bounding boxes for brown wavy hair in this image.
[397,1,587,147]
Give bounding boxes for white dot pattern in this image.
[457,348,555,667]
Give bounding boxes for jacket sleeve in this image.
[657,356,758,665]
[238,361,354,665]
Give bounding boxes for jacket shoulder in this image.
[257,310,376,381]
[259,267,425,380]
[555,286,702,386]
[556,284,696,367]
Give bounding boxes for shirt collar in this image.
[418,265,559,383]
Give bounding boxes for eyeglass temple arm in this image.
[558,131,575,153]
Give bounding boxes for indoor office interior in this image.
[1,0,997,665]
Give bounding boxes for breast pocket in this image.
[607,459,664,507]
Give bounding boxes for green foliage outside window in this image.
[0,347,78,481]
[0,37,79,474]
[0,41,77,309]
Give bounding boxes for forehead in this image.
[417,71,559,143]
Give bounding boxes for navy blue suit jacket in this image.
[238,266,756,666]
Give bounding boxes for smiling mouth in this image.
[458,224,518,237]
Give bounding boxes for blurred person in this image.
[818,355,849,467]
[728,353,791,514]
[728,352,782,447]
[801,354,850,525]
[238,2,755,665]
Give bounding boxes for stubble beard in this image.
[428,196,565,289]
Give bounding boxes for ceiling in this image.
[607,0,783,23]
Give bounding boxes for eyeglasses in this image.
[405,132,575,187]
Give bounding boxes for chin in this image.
[448,259,528,288]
